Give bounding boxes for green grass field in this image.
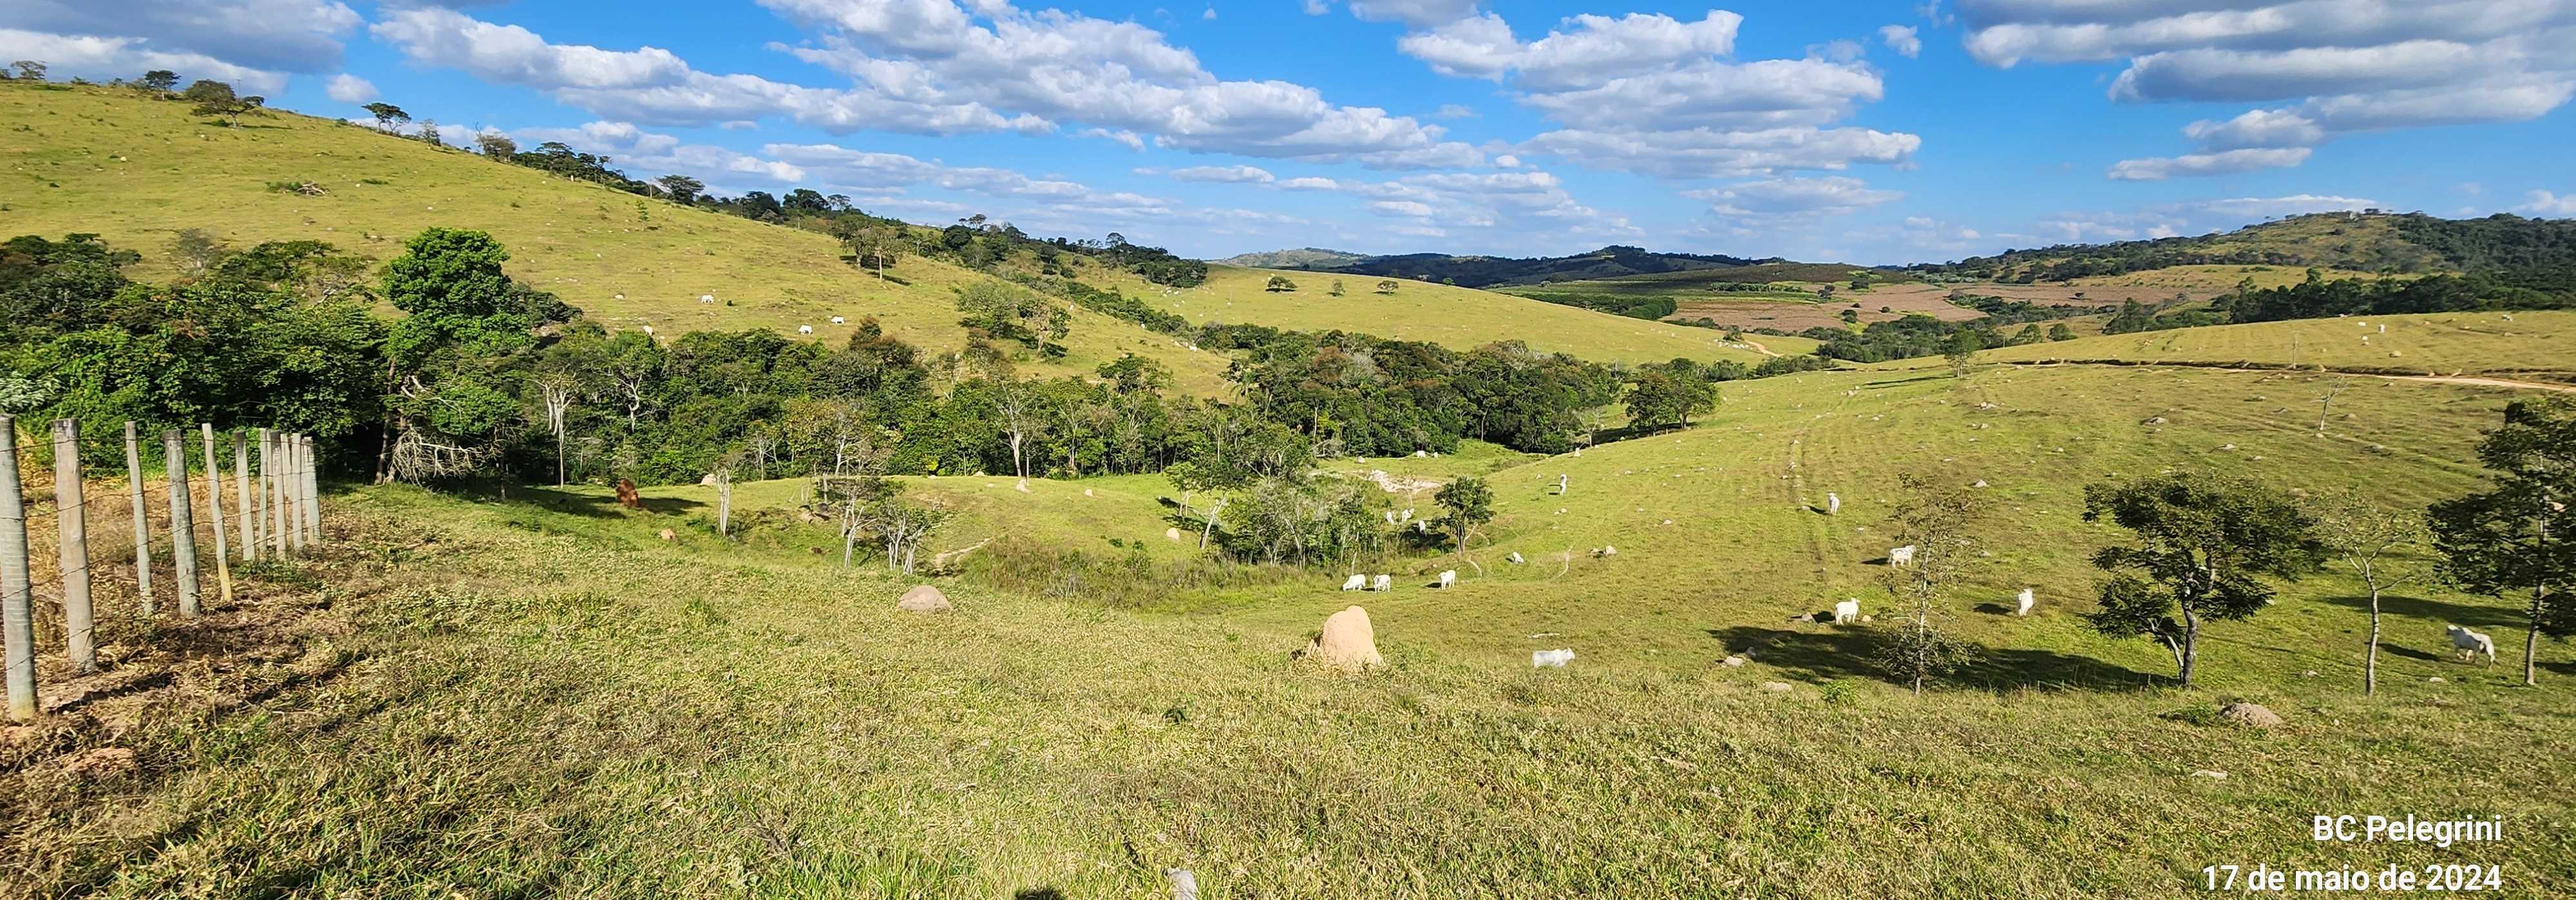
[1972,311,2576,381]
[0,82,1249,392]
[1086,264,1778,366]
[10,80,2576,900]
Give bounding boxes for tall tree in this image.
[362,102,410,133]
[2319,489,2429,695]
[380,229,559,481]
[2429,398,2576,685]
[2081,472,2322,687]
[475,133,518,158]
[1434,475,1493,557]
[138,70,180,93]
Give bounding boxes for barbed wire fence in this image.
[2,416,328,722]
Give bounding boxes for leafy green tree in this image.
[1944,329,1983,379]
[1264,275,1298,292]
[2081,472,2323,687]
[953,281,1068,350]
[1839,307,1859,324]
[2429,398,2576,685]
[1329,280,1346,297]
[138,70,180,93]
[1623,367,1716,433]
[1434,475,1493,556]
[1374,279,1399,294]
[363,102,410,132]
[381,228,562,481]
[10,61,46,81]
[2047,323,2077,341]
[475,133,518,158]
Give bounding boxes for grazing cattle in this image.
[1531,649,1575,667]
[1555,474,1569,495]
[1341,574,1367,591]
[1506,551,1524,564]
[830,316,846,324]
[699,294,715,303]
[614,478,643,510]
[2016,588,2035,617]
[797,325,814,334]
[1437,570,1457,589]
[1400,508,1414,522]
[1372,574,1391,593]
[1826,492,1841,515]
[1384,510,1398,524]
[640,325,654,336]
[1888,545,1917,567]
[2446,624,2496,665]
[1833,599,1860,624]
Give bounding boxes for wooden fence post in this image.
[233,430,256,562]
[718,468,732,538]
[261,430,285,558]
[122,422,154,614]
[51,419,95,675]
[202,425,232,606]
[163,430,199,617]
[300,435,321,542]
[3,416,38,720]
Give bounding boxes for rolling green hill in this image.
[1916,211,2576,286]
[1083,263,1784,365]
[0,82,1248,390]
[1213,247,1370,269]
[1969,309,2576,381]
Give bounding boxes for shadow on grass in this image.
[1708,626,2159,693]
[2314,593,2523,631]
[1861,374,1947,389]
[511,485,708,518]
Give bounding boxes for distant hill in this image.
[1215,247,1370,269]
[1914,211,2576,291]
[1273,245,1797,288]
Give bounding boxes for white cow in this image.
[2016,588,2035,617]
[1531,649,1575,667]
[1341,574,1367,591]
[797,325,814,334]
[1414,520,1428,533]
[639,325,654,336]
[1888,545,1917,567]
[2446,624,2496,665]
[1437,570,1457,589]
[1833,599,1861,624]
[1372,574,1391,593]
[1400,508,1414,522]
[1826,492,1841,515]
[831,316,846,324]
[1506,551,1525,565]
[699,294,715,303]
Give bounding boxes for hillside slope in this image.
[1969,310,2576,380]
[0,82,1235,392]
[1085,263,1777,365]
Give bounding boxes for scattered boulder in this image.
[895,584,952,614]
[657,528,675,542]
[1762,681,1794,693]
[2190,769,2229,780]
[2217,702,2283,729]
[699,472,721,486]
[1298,606,1383,673]
[1166,527,1182,542]
[2143,416,2167,425]
[1721,655,1748,667]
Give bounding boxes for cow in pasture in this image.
[1833,599,1861,624]
[1531,649,1574,667]
[797,325,814,334]
[1888,546,1917,567]
[831,316,846,324]
[615,478,643,510]
[2016,588,2035,617]
[1341,574,1367,591]
[2447,625,2496,665]
[1437,570,1457,589]
[1372,574,1391,592]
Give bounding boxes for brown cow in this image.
[614,478,643,510]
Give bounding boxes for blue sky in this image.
[7,1,2573,263]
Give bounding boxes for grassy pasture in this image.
[8,358,2571,897]
[1973,310,2576,381]
[0,82,1236,394]
[1085,265,1777,366]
